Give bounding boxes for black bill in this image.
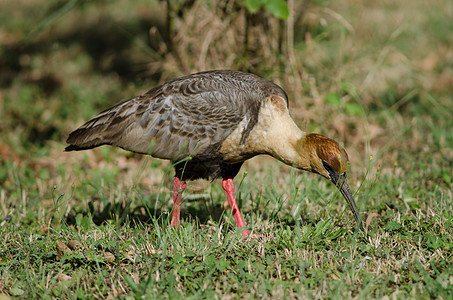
[331,172,364,231]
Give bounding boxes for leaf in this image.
[327,227,347,240]
[81,215,93,230]
[344,102,363,116]
[123,275,139,293]
[102,251,116,262]
[10,286,25,296]
[325,92,341,106]
[192,265,204,272]
[75,213,82,228]
[365,213,379,229]
[67,240,82,250]
[265,0,289,20]
[442,170,452,185]
[58,273,72,282]
[243,0,289,20]
[385,221,402,231]
[56,239,72,258]
[243,0,265,12]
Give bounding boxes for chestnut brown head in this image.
[303,133,363,231]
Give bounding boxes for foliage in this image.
[243,0,289,20]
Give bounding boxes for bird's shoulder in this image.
[139,70,288,108]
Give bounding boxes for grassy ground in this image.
[1,0,452,299]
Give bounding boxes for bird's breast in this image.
[219,98,299,163]
[219,116,257,163]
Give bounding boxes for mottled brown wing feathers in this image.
[65,98,142,151]
[65,70,288,163]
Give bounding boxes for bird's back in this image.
[65,70,288,179]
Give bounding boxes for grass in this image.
[1,0,453,298]
[1,170,452,299]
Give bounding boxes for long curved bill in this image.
[332,173,364,231]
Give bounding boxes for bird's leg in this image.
[171,177,186,228]
[221,177,251,237]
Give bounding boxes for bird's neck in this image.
[219,101,313,171]
[268,130,312,172]
[261,114,312,172]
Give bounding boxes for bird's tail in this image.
[65,117,112,151]
[65,98,133,152]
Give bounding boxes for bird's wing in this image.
[66,79,247,161]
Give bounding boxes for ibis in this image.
[66,70,364,235]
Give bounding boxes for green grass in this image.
[1,0,453,298]
[1,155,452,298]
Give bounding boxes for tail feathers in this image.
[65,126,109,151]
[65,98,140,152]
[65,144,100,151]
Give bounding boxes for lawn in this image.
[0,0,452,299]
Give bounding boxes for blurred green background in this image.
[1,0,452,178]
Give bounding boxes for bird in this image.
[65,70,364,236]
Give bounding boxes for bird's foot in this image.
[241,229,261,238]
[170,220,179,229]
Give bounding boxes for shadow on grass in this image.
[1,3,165,88]
[64,196,227,228]
[64,194,317,232]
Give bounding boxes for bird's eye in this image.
[322,160,333,172]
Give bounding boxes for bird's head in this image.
[301,133,364,231]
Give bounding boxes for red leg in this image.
[171,177,186,228]
[221,177,251,237]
